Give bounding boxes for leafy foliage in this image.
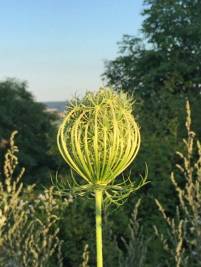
[102,0,201,265]
[117,199,151,267]
[0,78,58,184]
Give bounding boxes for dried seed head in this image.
[57,88,140,186]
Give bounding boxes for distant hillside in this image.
[43,101,67,112]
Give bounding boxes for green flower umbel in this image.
[57,88,147,267]
[57,88,140,185]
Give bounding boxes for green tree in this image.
[103,0,201,199]
[104,0,201,96]
[142,0,201,95]
[0,78,58,184]
[103,0,201,265]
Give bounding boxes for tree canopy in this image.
[103,1,201,264]
[0,78,58,183]
[104,0,201,97]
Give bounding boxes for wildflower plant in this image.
[56,88,148,267]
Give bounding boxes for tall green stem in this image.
[95,189,103,267]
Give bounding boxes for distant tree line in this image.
[0,78,62,185]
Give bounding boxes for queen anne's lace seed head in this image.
[57,88,141,186]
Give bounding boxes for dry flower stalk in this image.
[154,101,201,267]
[0,131,64,267]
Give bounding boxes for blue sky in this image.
[0,0,144,101]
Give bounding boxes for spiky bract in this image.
[57,88,141,186]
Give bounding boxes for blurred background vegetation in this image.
[0,0,201,266]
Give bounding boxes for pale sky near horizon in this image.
[0,1,144,101]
